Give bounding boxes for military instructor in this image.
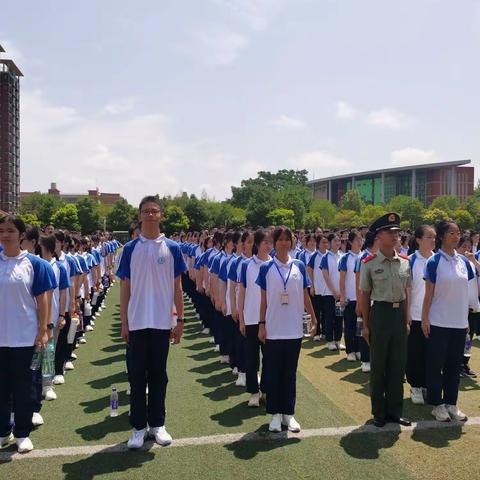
[359,213,412,428]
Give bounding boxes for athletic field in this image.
[2,284,480,479]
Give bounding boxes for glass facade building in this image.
[308,161,474,207]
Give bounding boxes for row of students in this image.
[0,215,120,453]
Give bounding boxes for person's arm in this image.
[355,271,362,317]
[120,278,131,343]
[360,290,371,344]
[405,286,412,328]
[195,268,204,294]
[172,276,185,344]
[82,273,90,302]
[58,289,67,329]
[35,292,49,350]
[210,273,219,309]
[258,289,267,344]
[307,266,315,296]
[421,281,435,338]
[339,270,347,307]
[203,265,210,296]
[238,284,246,335]
[303,288,317,337]
[219,279,227,315]
[322,269,339,299]
[230,281,238,321]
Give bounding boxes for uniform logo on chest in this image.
[157,256,166,265]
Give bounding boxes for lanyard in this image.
[274,261,293,292]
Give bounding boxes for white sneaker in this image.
[327,342,337,351]
[146,385,149,395]
[410,387,425,405]
[195,313,201,319]
[346,352,357,362]
[446,404,468,422]
[98,306,103,312]
[313,335,322,342]
[91,317,96,322]
[85,325,94,332]
[269,414,282,432]
[0,432,14,447]
[201,328,210,335]
[337,342,346,350]
[208,337,215,344]
[64,361,75,371]
[79,337,87,344]
[235,372,246,387]
[361,362,371,373]
[43,386,57,401]
[432,404,451,422]
[355,352,361,360]
[16,437,33,453]
[10,412,14,425]
[127,428,147,449]
[220,355,230,364]
[248,393,260,407]
[32,412,44,426]
[126,387,131,396]
[232,367,239,375]
[53,375,65,385]
[149,426,172,446]
[70,353,77,360]
[214,345,220,352]
[282,415,301,432]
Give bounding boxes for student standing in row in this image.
[406,225,436,405]
[117,196,187,449]
[257,226,317,433]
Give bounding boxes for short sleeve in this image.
[307,252,316,269]
[29,255,58,297]
[319,254,329,271]
[256,263,268,291]
[296,261,311,289]
[228,258,240,282]
[359,263,372,293]
[423,257,438,284]
[116,240,137,280]
[240,261,249,288]
[58,263,71,290]
[218,260,228,282]
[354,257,362,274]
[463,257,475,281]
[338,254,348,272]
[167,241,188,278]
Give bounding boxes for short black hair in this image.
[272,226,294,248]
[138,195,162,212]
[0,215,27,234]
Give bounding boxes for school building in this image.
[307,160,474,207]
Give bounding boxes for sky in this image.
[2,0,480,205]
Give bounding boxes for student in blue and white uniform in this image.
[256,226,317,433]
[339,230,362,361]
[238,228,272,406]
[194,236,213,336]
[354,231,378,373]
[307,234,329,341]
[297,233,316,267]
[117,196,187,449]
[406,225,436,405]
[0,216,57,453]
[422,221,475,422]
[320,233,344,351]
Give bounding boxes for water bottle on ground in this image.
[30,345,43,371]
[356,317,363,337]
[42,339,56,379]
[110,387,119,417]
[303,313,312,337]
[335,301,346,317]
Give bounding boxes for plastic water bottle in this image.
[302,313,312,337]
[356,317,363,337]
[335,301,345,317]
[110,387,119,417]
[30,345,43,371]
[465,334,472,357]
[42,339,56,379]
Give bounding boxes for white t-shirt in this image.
[49,259,70,326]
[409,251,432,321]
[307,251,326,295]
[319,250,341,296]
[256,256,310,339]
[424,250,475,329]
[338,251,359,301]
[0,251,57,347]
[240,255,270,325]
[116,234,187,331]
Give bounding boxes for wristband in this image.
[47,323,55,330]
[176,318,185,323]
[259,321,266,325]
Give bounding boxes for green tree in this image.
[453,210,475,230]
[76,198,101,234]
[279,189,306,228]
[50,204,80,231]
[19,193,64,226]
[309,199,337,227]
[246,189,278,227]
[463,197,480,229]
[340,190,364,214]
[304,211,323,230]
[360,205,387,227]
[184,196,210,231]
[422,208,452,224]
[430,195,460,214]
[333,210,361,229]
[266,208,295,229]
[106,199,137,231]
[212,204,246,229]
[162,205,190,236]
[18,213,41,228]
[387,195,424,228]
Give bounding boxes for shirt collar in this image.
[0,249,29,261]
[139,234,165,244]
[377,250,400,263]
[273,255,292,268]
[439,249,459,262]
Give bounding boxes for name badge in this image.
[281,292,289,305]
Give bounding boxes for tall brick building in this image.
[0,45,23,213]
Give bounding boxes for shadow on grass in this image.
[183,341,211,351]
[88,371,127,390]
[340,424,401,459]
[326,358,359,373]
[188,350,217,361]
[224,427,301,460]
[63,450,155,479]
[459,377,480,392]
[91,353,126,367]
[102,343,126,353]
[196,370,234,388]
[211,402,266,427]
[76,411,131,441]
[411,423,464,448]
[80,389,129,414]
[307,347,342,359]
[189,361,225,375]
[204,383,245,402]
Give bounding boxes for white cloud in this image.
[19,90,258,205]
[391,147,439,166]
[270,114,307,129]
[367,108,414,129]
[335,101,358,120]
[102,97,136,115]
[0,38,25,64]
[289,150,353,179]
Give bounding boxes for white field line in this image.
[2,417,480,462]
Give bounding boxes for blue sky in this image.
[2,0,479,205]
